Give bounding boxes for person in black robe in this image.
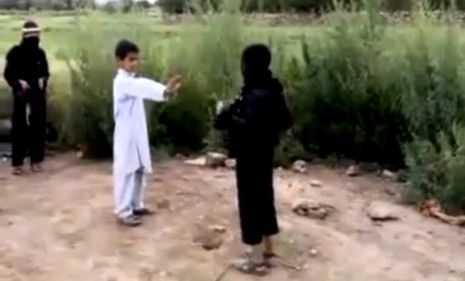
[3,21,49,175]
[215,44,292,275]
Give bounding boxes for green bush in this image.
[291,4,407,166]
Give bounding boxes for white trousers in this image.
[114,168,145,218]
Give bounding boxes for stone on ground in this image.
[310,180,322,188]
[205,152,227,168]
[292,160,307,173]
[225,159,236,169]
[345,165,360,177]
[193,227,223,250]
[366,201,399,222]
[293,201,336,220]
[184,156,207,166]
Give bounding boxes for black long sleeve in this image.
[3,47,21,91]
[38,49,49,80]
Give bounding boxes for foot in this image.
[117,215,143,227]
[133,208,155,216]
[263,252,278,268]
[31,163,43,173]
[12,167,25,176]
[233,258,269,276]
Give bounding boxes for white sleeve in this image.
[120,77,167,101]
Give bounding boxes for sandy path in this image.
[0,154,463,281]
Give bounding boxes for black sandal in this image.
[233,253,269,276]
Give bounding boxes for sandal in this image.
[12,167,25,176]
[133,208,155,216]
[233,254,269,276]
[263,252,278,268]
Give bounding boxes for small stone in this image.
[225,159,236,169]
[346,165,360,177]
[157,199,170,210]
[205,152,228,168]
[193,229,223,250]
[292,160,307,173]
[293,201,336,220]
[76,151,84,159]
[366,201,399,222]
[158,271,168,277]
[209,225,227,234]
[310,180,322,188]
[381,169,397,181]
[184,156,207,166]
[309,248,319,257]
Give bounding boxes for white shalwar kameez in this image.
[113,69,167,218]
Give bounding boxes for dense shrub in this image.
[53,2,465,212]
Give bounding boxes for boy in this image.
[113,39,181,226]
[3,21,49,175]
[215,44,292,275]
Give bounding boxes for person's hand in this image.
[165,75,182,95]
[18,80,30,92]
[38,78,46,91]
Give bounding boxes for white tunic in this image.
[113,69,167,175]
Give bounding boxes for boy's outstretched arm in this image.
[121,75,181,101]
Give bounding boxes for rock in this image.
[225,159,236,169]
[156,199,170,210]
[310,180,322,188]
[158,271,169,277]
[184,156,207,166]
[205,152,227,168]
[366,201,399,222]
[209,224,227,234]
[76,150,84,159]
[381,169,397,181]
[309,248,319,257]
[292,160,307,173]
[293,201,336,220]
[345,165,360,177]
[193,228,223,250]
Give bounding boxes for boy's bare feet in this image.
[117,215,143,227]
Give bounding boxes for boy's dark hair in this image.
[115,39,139,60]
[23,20,39,29]
[242,44,272,71]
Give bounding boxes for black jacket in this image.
[215,78,292,156]
[3,44,49,93]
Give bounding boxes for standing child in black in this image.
[215,44,292,275]
[3,21,49,175]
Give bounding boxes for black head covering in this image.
[241,44,283,95]
[21,20,40,49]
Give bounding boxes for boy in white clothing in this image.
[113,39,181,226]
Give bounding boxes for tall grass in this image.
[47,2,465,212]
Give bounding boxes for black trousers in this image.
[236,146,279,245]
[11,91,46,167]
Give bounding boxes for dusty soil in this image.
[0,154,464,281]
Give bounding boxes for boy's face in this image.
[118,52,139,73]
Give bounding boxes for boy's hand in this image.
[165,75,182,95]
[18,80,30,91]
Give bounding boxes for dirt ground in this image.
[0,154,464,281]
